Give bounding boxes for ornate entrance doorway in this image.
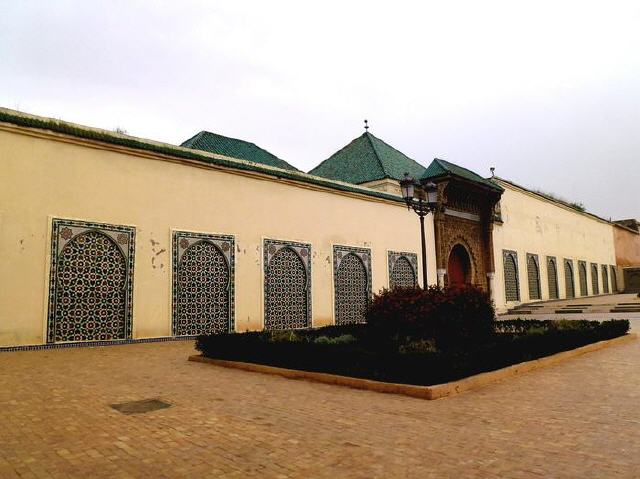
[447,244,471,285]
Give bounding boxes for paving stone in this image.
[1,337,640,477]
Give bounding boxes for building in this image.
[0,107,634,349]
[612,219,640,293]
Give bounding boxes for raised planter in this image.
[189,333,636,400]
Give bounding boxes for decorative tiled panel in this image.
[602,265,609,294]
[564,259,575,298]
[263,239,311,330]
[578,261,588,296]
[172,231,234,336]
[526,253,541,300]
[547,256,559,299]
[333,246,372,325]
[503,250,520,302]
[47,218,135,343]
[388,251,418,289]
[591,263,599,295]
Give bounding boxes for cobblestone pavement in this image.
[1,336,640,479]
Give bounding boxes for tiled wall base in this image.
[0,335,197,353]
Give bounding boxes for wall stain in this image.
[149,238,165,270]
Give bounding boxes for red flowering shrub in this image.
[365,284,495,350]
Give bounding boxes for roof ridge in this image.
[363,132,389,177]
[180,130,206,147]
[436,157,478,177]
[196,130,272,152]
[308,133,369,174]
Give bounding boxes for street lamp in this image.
[399,173,438,288]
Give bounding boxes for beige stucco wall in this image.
[361,178,402,196]
[492,181,617,311]
[0,125,438,347]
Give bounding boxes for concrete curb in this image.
[188,333,637,400]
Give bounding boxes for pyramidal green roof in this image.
[421,158,503,192]
[181,131,298,171]
[308,132,426,184]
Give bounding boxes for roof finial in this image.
[364,119,369,131]
[490,166,495,177]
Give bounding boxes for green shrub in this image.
[365,284,495,350]
[314,334,356,345]
[194,319,630,386]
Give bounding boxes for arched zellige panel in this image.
[602,265,609,294]
[334,247,371,325]
[565,260,575,298]
[526,253,541,300]
[388,251,418,288]
[503,250,520,302]
[578,261,588,297]
[591,263,599,295]
[611,265,618,293]
[47,219,135,343]
[174,238,231,336]
[547,257,558,299]
[264,240,311,330]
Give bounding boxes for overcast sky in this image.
[1,1,638,219]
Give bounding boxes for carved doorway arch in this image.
[448,244,472,285]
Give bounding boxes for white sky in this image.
[1,0,639,219]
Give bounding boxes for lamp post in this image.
[399,173,439,288]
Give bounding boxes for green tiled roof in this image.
[181,131,298,171]
[309,132,426,184]
[421,158,503,192]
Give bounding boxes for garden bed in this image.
[189,332,636,399]
[193,319,631,388]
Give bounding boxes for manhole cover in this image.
[110,398,172,415]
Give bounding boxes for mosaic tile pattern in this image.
[264,239,311,330]
[547,256,559,299]
[333,245,371,325]
[526,253,540,300]
[388,251,418,288]
[47,219,135,343]
[565,259,575,298]
[503,250,520,301]
[172,231,235,336]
